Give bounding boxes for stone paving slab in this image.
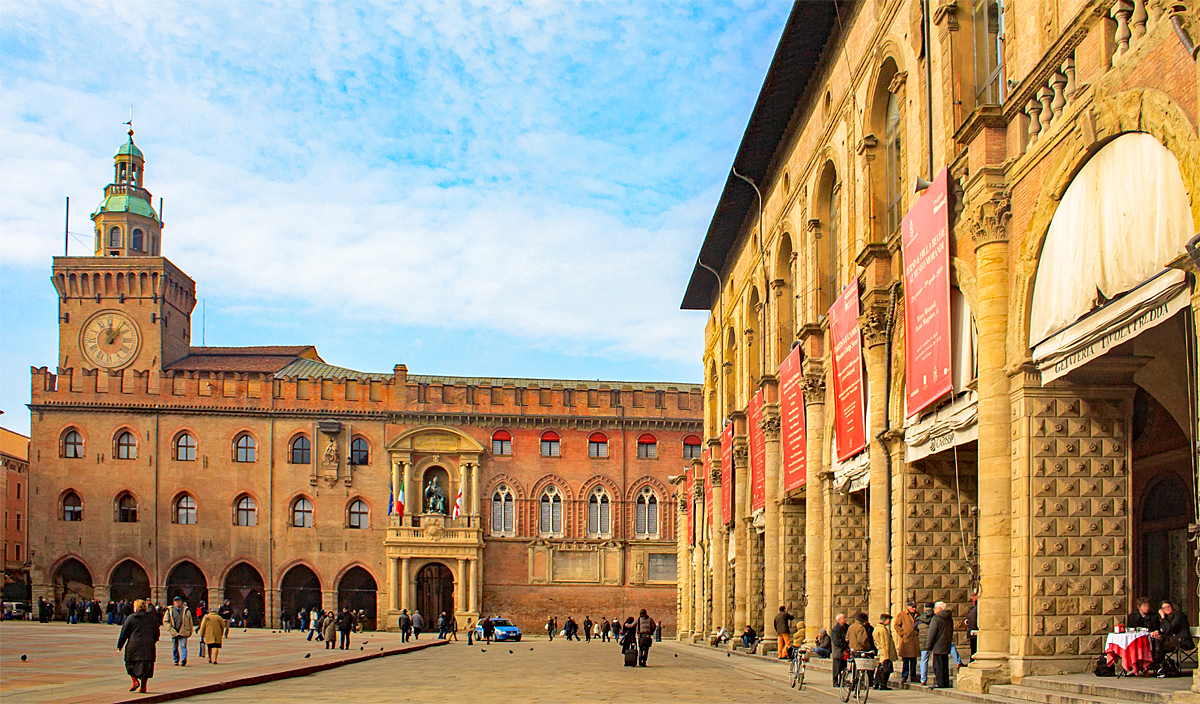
[0,621,444,704]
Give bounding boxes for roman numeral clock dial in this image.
[80,311,141,370]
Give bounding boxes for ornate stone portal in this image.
[383,425,484,631]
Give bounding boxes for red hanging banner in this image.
[901,167,954,416]
[703,447,713,525]
[779,344,807,491]
[830,281,867,462]
[720,421,733,524]
[686,465,694,545]
[748,390,766,511]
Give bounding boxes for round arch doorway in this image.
[414,562,454,626]
[337,566,378,630]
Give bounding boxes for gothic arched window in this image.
[61,429,84,458]
[635,488,659,538]
[233,433,256,463]
[174,433,196,461]
[116,493,138,523]
[289,435,310,464]
[291,497,313,527]
[587,487,611,537]
[62,491,83,522]
[234,494,257,526]
[115,431,137,460]
[884,91,904,235]
[491,485,515,536]
[347,499,369,529]
[539,486,563,535]
[174,494,196,525]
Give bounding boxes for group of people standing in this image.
[543,614,663,644]
[115,596,228,694]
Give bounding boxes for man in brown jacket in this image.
[847,612,874,652]
[163,596,193,667]
[893,601,920,683]
[774,605,796,659]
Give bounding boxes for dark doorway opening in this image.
[1141,473,1193,612]
[337,566,378,630]
[166,561,208,609]
[53,558,93,618]
[281,565,322,622]
[223,562,265,627]
[414,562,454,627]
[109,560,151,603]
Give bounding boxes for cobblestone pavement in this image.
[0,621,422,704]
[175,637,819,703]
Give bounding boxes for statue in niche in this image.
[322,437,338,468]
[424,475,449,515]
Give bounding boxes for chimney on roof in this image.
[393,364,408,385]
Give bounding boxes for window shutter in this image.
[492,496,503,533]
[503,496,515,533]
[599,498,611,535]
[648,499,658,535]
[636,500,647,535]
[588,499,599,534]
[551,497,562,534]
[540,497,551,533]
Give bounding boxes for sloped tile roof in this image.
[166,345,318,374]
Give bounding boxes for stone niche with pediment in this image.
[528,539,623,586]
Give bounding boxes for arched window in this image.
[347,500,369,529]
[683,435,703,460]
[884,90,904,235]
[115,431,137,460]
[816,161,840,313]
[131,229,144,251]
[635,488,659,538]
[491,430,512,456]
[539,486,563,535]
[636,434,658,459]
[291,497,313,527]
[62,491,83,521]
[350,437,369,465]
[491,485,515,535]
[116,493,138,523]
[540,431,560,457]
[234,433,256,463]
[62,429,84,458]
[289,435,310,464]
[588,432,608,458]
[234,495,257,526]
[174,433,196,461]
[108,227,121,248]
[174,494,196,525]
[587,488,612,537]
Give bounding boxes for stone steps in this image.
[1017,677,1175,704]
[988,684,1169,704]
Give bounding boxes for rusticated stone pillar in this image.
[861,298,891,622]
[732,427,750,634]
[802,369,827,645]
[957,191,1012,692]
[709,444,728,630]
[674,481,691,639]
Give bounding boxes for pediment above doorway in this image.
[385,424,484,461]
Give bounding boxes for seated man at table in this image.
[1150,601,1194,676]
[1127,597,1161,631]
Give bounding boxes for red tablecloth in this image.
[1105,632,1153,674]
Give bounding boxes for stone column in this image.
[693,478,706,640]
[457,558,467,613]
[709,446,728,631]
[458,463,468,520]
[761,406,782,638]
[401,461,412,524]
[731,427,750,633]
[400,558,410,612]
[469,558,480,614]
[802,368,827,645]
[387,557,399,611]
[391,458,401,526]
[861,302,890,621]
[675,483,690,639]
[471,462,481,519]
[208,587,224,612]
[957,192,1012,692]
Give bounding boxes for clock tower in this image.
[52,131,196,372]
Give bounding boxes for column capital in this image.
[710,467,722,487]
[801,374,826,405]
[759,412,781,440]
[859,300,892,348]
[962,189,1012,250]
[731,444,749,468]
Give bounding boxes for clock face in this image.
[81,311,141,369]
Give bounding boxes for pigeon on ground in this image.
[304,653,311,659]
[529,648,534,651]
[727,653,731,657]
[360,647,364,650]
[674,654,678,658]
[20,655,27,661]
[481,649,487,652]
[509,650,513,654]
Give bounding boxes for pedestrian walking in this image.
[218,600,233,636]
[917,601,934,684]
[466,617,474,644]
[411,610,424,640]
[635,609,655,666]
[830,613,849,686]
[774,605,796,660]
[564,616,578,641]
[926,601,954,688]
[198,608,224,664]
[546,616,556,641]
[399,609,412,643]
[337,607,354,650]
[437,611,448,638]
[583,616,593,643]
[873,614,897,690]
[965,593,979,658]
[163,596,194,667]
[600,617,611,642]
[619,617,637,667]
[482,616,494,644]
[655,620,662,642]
[322,612,337,650]
[450,614,458,641]
[894,601,920,683]
[116,600,160,694]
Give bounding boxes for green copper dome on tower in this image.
[116,140,144,160]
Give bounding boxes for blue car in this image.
[475,617,522,642]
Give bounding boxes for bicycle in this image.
[839,650,876,704]
[788,645,808,689]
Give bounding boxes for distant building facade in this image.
[2,425,30,601]
[27,133,701,632]
[680,0,1199,688]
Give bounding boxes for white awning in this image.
[834,450,870,494]
[1032,268,1191,385]
[905,390,978,462]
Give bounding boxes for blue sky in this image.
[1,1,789,434]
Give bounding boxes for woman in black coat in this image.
[619,617,638,666]
[117,600,160,693]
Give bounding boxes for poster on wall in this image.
[704,446,712,525]
[829,281,867,462]
[901,167,954,415]
[748,390,766,511]
[686,465,694,545]
[720,420,733,524]
[779,345,807,492]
